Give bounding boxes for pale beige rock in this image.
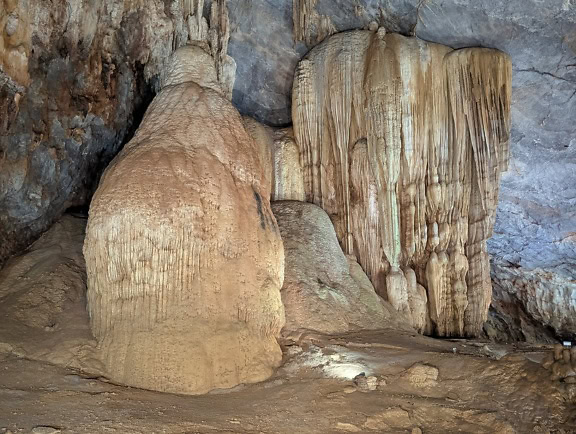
[292,0,336,46]
[242,116,274,194]
[446,48,512,336]
[363,407,413,431]
[208,0,236,100]
[335,422,362,432]
[353,374,378,392]
[245,123,305,202]
[84,46,285,395]
[400,363,439,388]
[271,128,305,201]
[30,427,61,434]
[0,215,100,373]
[554,343,563,361]
[272,200,410,335]
[181,0,236,100]
[292,29,511,337]
[0,0,31,85]
[161,44,220,91]
[544,344,576,382]
[184,0,209,42]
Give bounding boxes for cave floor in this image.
[1,330,574,433]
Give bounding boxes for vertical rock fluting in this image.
[271,127,305,201]
[83,45,285,395]
[242,119,306,202]
[208,0,236,100]
[292,29,511,337]
[183,0,236,100]
[292,0,336,46]
[445,48,511,336]
[242,116,274,195]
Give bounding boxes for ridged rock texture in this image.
[271,127,305,202]
[242,121,305,202]
[223,0,576,340]
[272,201,410,336]
[292,29,512,337]
[3,0,574,341]
[83,45,285,395]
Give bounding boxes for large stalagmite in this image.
[292,29,511,337]
[83,44,285,394]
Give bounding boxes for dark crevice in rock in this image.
[411,0,429,36]
[514,67,576,84]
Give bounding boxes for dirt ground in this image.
[0,217,574,432]
[1,329,574,434]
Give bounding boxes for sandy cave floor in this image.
[1,329,575,434]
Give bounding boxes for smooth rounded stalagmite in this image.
[272,200,410,335]
[83,45,285,395]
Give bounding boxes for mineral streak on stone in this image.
[292,29,511,337]
[243,120,305,202]
[242,116,274,195]
[292,0,336,46]
[84,45,285,395]
[0,0,198,268]
[208,0,236,100]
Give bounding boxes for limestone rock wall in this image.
[292,30,511,337]
[490,262,576,340]
[83,46,285,395]
[0,0,192,267]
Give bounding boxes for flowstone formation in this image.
[83,43,285,395]
[272,201,409,335]
[271,128,305,202]
[292,29,511,337]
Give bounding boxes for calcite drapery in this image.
[243,121,305,202]
[83,45,285,395]
[292,29,511,337]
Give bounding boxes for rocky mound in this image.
[272,200,411,336]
